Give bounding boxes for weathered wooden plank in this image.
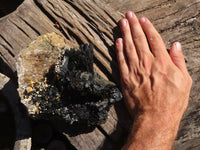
[36,0,123,81]
[103,0,172,15]
[0,0,64,78]
[33,1,133,149]
[104,0,200,70]
[64,128,106,150]
[172,137,200,150]
[0,0,124,149]
[33,1,128,149]
[0,0,200,149]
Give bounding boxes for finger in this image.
[120,19,139,66]
[139,17,169,58]
[116,38,129,78]
[125,11,153,59]
[170,42,187,72]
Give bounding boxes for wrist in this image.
[123,113,180,150]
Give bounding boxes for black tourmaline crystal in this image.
[16,33,122,127]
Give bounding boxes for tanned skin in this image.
[115,11,192,150]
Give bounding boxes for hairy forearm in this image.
[122,113,181,150]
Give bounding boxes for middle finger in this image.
[126,11,153,60]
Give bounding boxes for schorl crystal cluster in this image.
[16,33,122,127]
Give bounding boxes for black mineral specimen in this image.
[21,43,122,127]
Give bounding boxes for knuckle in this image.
[133,33,145,41]
[118,56,125,64]
[117,57,123,66]
[156,56,168,67]
[149,34,160,42]
[120,59,126,65]
[126,43,134,52]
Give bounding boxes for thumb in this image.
[170,42,187,72]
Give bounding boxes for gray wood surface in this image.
[0,0,125,149]
[0,0,200,149]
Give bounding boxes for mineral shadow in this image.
[16,33,122,132]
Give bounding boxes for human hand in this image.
[115,11,192,149]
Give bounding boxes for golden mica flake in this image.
[26,87,33,93]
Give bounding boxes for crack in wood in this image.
[0,34,14,50]
[154,1,200,23]
[18,16,40,35]
[159,13,200,34]
[97,125,115,143]
[0,44,15,59]
[35,0,117,79]
[135,0,177,14]
[8,19,32,40]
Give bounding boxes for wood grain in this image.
[0,0,200,149]
[0,0,123,149]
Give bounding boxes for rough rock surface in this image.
[16,32,122,127]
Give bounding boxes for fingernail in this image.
[140,17,146,23]
[116,38,122,45]
[127,11,134,18]
[175,42,182,51]
[122,19,127,26]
